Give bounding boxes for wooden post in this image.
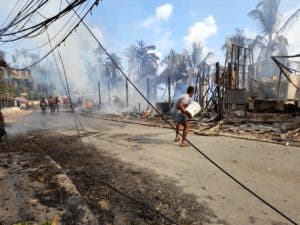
[146,77,150,109]
[126,78,129,107]
[228,45,235,89]
[107,81,111,104]
[236,46,240,88]
[167,76,171,106]
[199,66,202,106]
[138,103,141,112]
[277,71,282,98]
[242,48,246,89]
[216,62,222,120]
[98,81,101,106]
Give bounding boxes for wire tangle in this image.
[0,0,100,42]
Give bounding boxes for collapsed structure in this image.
[85,43,299,146]
[0,57,32,108]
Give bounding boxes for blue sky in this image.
[0,0,299,65]
[0,0,299,96]
[85,0,300,62]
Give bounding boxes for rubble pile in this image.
[194,120,300,146]
[81,108,300,147]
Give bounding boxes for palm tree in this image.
[104,53,122,87]
[248,0,300,77]
[125,40,160,82]
[124,44,139,81]
[158,43,213,99]
[136,40,160,81]
[124,40,160,100]
[190,42,213,68]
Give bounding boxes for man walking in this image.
[54,97,60,112]
[40,97,48,114]
[170,86,194,147]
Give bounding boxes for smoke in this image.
[57,26,93,93]
[5,111,82,137]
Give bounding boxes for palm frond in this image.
[277,8,300,35]
[201,52,214,63]
[249,35,267,49]
[248,9,269,35]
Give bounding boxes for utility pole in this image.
[126,78,129,107]
[107,81,111,104]
[167,76,171,107]
[216,62,222,120]
[146,77,150,109]
[98,81,101,106]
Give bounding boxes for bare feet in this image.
[174,137,181,142]
[180,142,190,147]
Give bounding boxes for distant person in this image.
[170,86,194,147]
[48,96,54,112]
[54,97,60,112]
[40,97,47,114]
[0,108,6,150]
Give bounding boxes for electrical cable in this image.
[0,0,90,51]
[0,0,95,43]
[47,33,179,225]
[2,1,298,223]
[5,0,99,71]
[71,9,299,225]
[26,0,90,51]
[0,0,22,27]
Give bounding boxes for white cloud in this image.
[184,15,217,46]
[142,3,173,27]
[183,15,218,62]
[156,3,173,20]
[140,3,175,56]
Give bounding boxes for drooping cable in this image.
[71,8,299,225]
[4,0,99,71]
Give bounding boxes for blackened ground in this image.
[7,131,227,225]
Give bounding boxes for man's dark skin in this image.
[175,89,193,147]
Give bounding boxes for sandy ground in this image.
[1,111,299,225]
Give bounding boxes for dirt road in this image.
[2,111,299,225]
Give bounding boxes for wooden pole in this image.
[126,78,129,107]
[107,81,111,104]
[236,46,240,88]
[98,81,101,106]
[147,77,150,109]
[167,76,171,106]
[242,48,246,89]
[230,45,234,89]
[198,66,202,106]
[277,71,282,98]
[216,62,222,120]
